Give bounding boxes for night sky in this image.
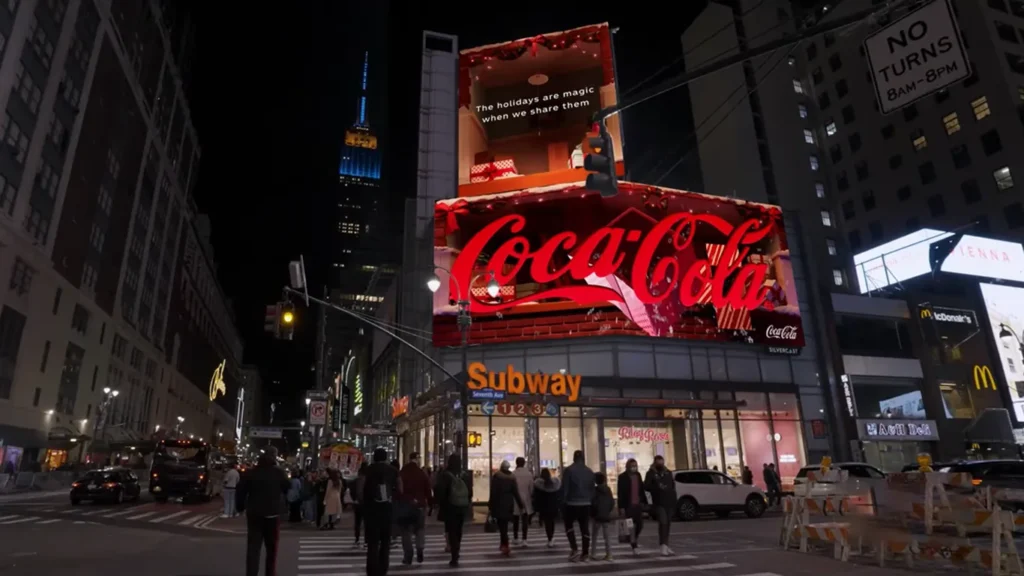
[188,2,704,423]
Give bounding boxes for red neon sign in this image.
[452,213,774,313]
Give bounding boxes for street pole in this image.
[311,299,327,470]
[458,303,470,469]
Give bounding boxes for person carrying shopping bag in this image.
[323,469,343,530]
[616,458,648,556]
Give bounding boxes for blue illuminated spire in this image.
[339,51,381,180]
[357,52,369,127]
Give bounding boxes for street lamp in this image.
[300,421,306,428]
[305,398,311,406]
[999,323,1024,357]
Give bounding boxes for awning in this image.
[964,408,1016,444]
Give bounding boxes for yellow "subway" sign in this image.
[468,362,581,402]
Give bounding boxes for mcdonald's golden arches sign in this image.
[973,364,997,390]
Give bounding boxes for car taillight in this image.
[72,482,82,488]
[103,482,118,489]
[198,474,205,481]
[972,478,983,486]
[151,473,158,479]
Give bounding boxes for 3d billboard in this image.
[458,24,624,187]
[433,183,805,347]
[979,283,1024,423]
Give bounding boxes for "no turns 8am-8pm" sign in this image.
[864,0,969,114]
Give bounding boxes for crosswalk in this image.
[0,504,222,530]
[293,532,783,576]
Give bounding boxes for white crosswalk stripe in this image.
[102,507,143,518]
[125,511,157,520]
[0,514,20,522]
[179,514,208,526]
[150,510,190,523]
[0,516,38,525]
[37,518,61,524]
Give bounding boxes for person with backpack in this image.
[434,453,473,567]
[364,448,401,576]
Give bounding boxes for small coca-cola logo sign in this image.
[765,325,798,340]
[617,427,670,443]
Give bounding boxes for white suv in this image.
[673,469,767,521]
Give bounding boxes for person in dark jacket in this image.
[398,452,432,565]
[644,455,676,557]
[236,446,290,576]
[489,460,524,556]
[742,466,754,486]
[616,458,648,556]
[315,470,328,528]
[351,462,368,548]
[561,450,595,562]
[364,448,401,576]
[591,473,615,561]
[532,468,562,548]
[434,453,473,567]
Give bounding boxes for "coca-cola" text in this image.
[618,427,671,443]
[765,325,799,340]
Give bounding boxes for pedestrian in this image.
[488,460,524,557]
[351,462,368,548]
[562,449,595,562]
[591,472,615,561]
[315,470,328,527]
[390,458,401,545]
[532,468,561,548]
[398,452,431,564]
[323,469,343,529]
[616,458,647,556]
[236,446,290,576]
[221,463,240,518]
[644,455,675,557]
[741,465,753,486]
[511,457,534,547]
[287,470,303,523]
[301,472,316,524]
[432,463,451,553]
[434,453,473,567]
[364,447,401,576]
[766,463,781,507]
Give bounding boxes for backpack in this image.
[448,472,470,508]
[366,465,394,504]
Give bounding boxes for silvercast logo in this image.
[765,325,799,340]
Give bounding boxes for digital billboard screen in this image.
[432,183,805,348]
[979,283,1024,423]
[458,24,624,187]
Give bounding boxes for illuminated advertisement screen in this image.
[979,283,1024,423]
[458,24,624,187]
[433,183,805,347]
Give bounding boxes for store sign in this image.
[391,396,410,419]
[858,419,939,441]
[841,375,857,417]
[766,345,801,356]
[468,363,581,402]
[470,389,506,400]
[338,386,351,426]
[617,427,670,443]
[495,402,551,417]
[353,374,363,416]
[853,229,1024,293]
[208,360,227,401]
[235,387,245,441]
[919,306,976,325]
[973,365,997,390]
[434,184,805,348]
[249,427,283,439]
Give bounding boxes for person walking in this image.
[221,463,240,518]
[616,458,648,556]
[511,457,534,546]
[562,450,595,562]
[301,471,316,524]
[532,468,561,548]
[315,470,328,527]
[489,461,524,557]
[741,466,754,486]
[434,453,473,567]
[766,463,781,508]
[323,469,343,530]
[591,473,615,561]
[364,448,400,576]
[644,455,676,557]
[287,470,303,523]
[351,462,368,548]
[398,452,432,565]
[237,446,290,576]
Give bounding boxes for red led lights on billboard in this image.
[433,183,805,347]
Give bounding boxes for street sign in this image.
[309,400,328,426]
[480,401,496,416]
[470,389,506,400]
[249,426,283,439]
[306,390,329,401]
[864,0,969,114]
[339,386,351,425]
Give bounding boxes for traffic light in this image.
[584,121,618,197]
[264,304,279,337]
[264,302,296,340]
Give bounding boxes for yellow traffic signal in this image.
[282,310,295,324]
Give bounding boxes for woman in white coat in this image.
[511,457,535,546]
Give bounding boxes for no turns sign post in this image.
[309,400,328,426]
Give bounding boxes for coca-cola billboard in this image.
[433,182,804,347]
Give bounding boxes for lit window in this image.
[821,210,833,227]
[803,129,815,144]
[809,156,819,171]
[994,166,1014,191]
[943,112,960,135]
[827,239,837,255]
[815,182,826,198]
[793,79,805,94]
[832,269,844,286]
[912,134,928,151]
[825,121,837,136]
[798,104,808,118]
[971,96,991,120]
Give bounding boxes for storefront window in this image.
[584,418,601,472]
[739,418,774,491]
[736,392,770,419]
[539,417,560,476]
[605,420,674,494]
[720,416,743,480]
[492,417,525,472]
[702,411,722,472]
[561,410,582,471]
[771,419,806,490]
[940,382,975,419]
[467,415,490,501]
[769,393,801,420]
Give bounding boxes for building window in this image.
[919,161,937,184]
[971,96,991,120]
[981,129,1003,155]
[996,21,1018,43]
[842,105,855,124]
[0,306,26,400]
[809,155,819,171]
[815,182,826,198]
[951,144,972,169]
[806,43,817,60]
[825,121,837,136]
[962,179,981,204]
[842,200,855,220]
[1006,52,1024,74]
[13,61,42,113]
[855,160,869,181]
[881,124,895,139]
[889,154,903,169]
[830,144,842,163]
[32,387,40,406]
[1006,203,1024,229]
[835,79,848,98]
[897,185,912,201]
[833,269,844,286]
[10,258,32,295]
[819,92,831,109]
[837,171,849,191]
[2,113,29,164]
[928,194,947,217]
[943,112,961,135]
[820,210,833,227]
[903,104,919,121]
[798,104,808,118]
[55,343,85,415]
[792,79,804,94]
[848,230,862,251]
[81,263,97,292]
[40,340,50,372]
[868,221,884,241]
[829,53,843,71]
[911,131,928,151]
[827,238,837,256]
[71,304,89,335]
[52,287,61,315]
[848,132,862,152]
[994,166,1014,190]
[813,68,824,84]
[803,129,815,144]
[863,189,876,211]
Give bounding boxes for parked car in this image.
[70,468,142,505]
[794,462,888,513]
[673,469,767,521]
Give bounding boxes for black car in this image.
[939,460,1024,510]
[70,468,142,505]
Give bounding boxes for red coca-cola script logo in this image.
[452,213,774,313]
[765,325,799,340]
[618,427,670,443]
